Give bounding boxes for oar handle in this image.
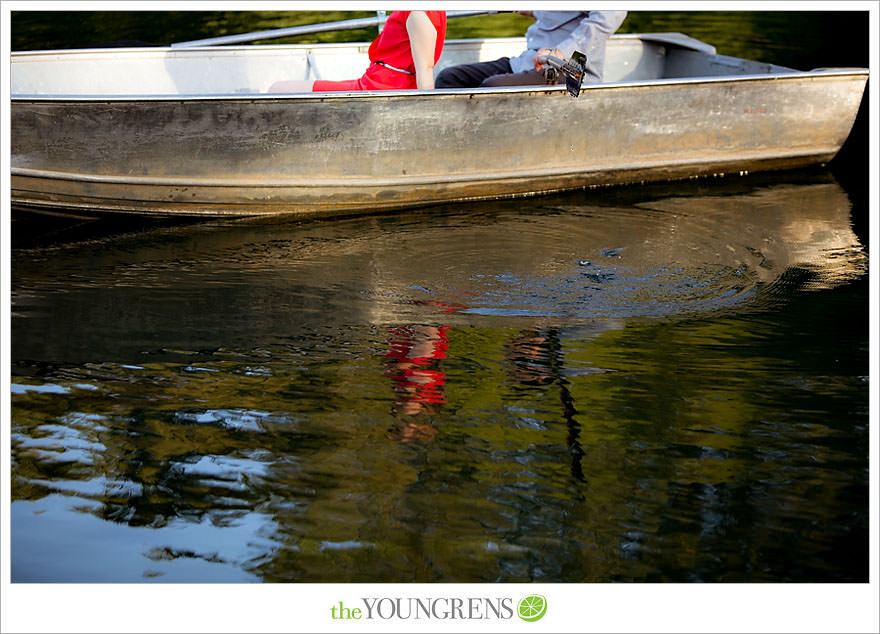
[541,51,587,98]
[172,10,502,48]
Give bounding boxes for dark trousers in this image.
[435,57,562,89]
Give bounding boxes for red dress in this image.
[312,11,447,91]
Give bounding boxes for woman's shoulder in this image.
[392,10,446,30]
[393,10,446,20]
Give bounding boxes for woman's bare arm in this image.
[406,11,439,89]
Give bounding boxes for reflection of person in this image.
[384,325,450,442]
[504,328,586,481]
[435,10,626,88]
[505,332,556,386]
[269,11,447,93]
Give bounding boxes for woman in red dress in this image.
[269,11,447,92]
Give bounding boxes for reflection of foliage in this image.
[10,174,868,581]
[10,300,869,580]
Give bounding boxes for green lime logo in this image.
[517,595,547,622]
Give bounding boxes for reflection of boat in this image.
[628,180,869,292]
[11,175,867,362]
[10,33,868,217]
[360,177,868,323]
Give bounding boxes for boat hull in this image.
[11,66,867,217]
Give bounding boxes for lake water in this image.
[8,10,872,586]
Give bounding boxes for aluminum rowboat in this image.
[10,34,868,217]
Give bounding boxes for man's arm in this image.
[553,11,627,61]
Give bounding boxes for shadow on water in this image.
[11,207,205,251]
[10,169,869,582]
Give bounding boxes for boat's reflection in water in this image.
[362,176,867,324]
[10,172,869,582]
[12,172,866,331]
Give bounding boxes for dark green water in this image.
[9,11,871,583]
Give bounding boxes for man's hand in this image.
[533,47,565,71]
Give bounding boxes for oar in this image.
[171,10,500,48]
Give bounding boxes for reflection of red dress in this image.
[384,325,449,406]
[313,11,447,91]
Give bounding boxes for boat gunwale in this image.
[9,67,869,102]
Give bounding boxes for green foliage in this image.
[11,10,868,71]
